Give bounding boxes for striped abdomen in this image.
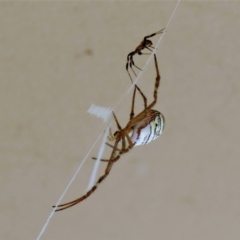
[130,110,165,146]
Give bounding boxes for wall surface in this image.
[1,2,240,240]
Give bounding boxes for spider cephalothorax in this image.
[53,53,164,211]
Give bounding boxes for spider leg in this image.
[130,57,142,71]
[126,52,135,68]
[125,131,134,149]
[105,142,122,151]
[145,46,153,52]
[127,53,142,79]
[130,85,137,120]
[92,157,113,162]
[108,111,129,161]
[156,28,165,35]
[135,84,147,109]
[147,54,160,110]
[105,112,126,162]
[127,69,134,83]
[93,130,134,164]
[129,61,138,76]
[141,28,165,52]
[54,137,122,211]
[126,52,136,83]
[106,132,134,163]
[143,33,158,42]
[53,161,115,211]
[130,84,147,121]
[138,52,151,55]
[91,142,122,162]
[148,46,157,50]
[106,112,135,163]
[112,111,122,130]
[53,112,125,211]
[143,28,165,43]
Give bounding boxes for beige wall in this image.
[1,2,240,240]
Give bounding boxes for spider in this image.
[126,28,165,82]
[53,54,165,211]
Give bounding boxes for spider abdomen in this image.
[131,110,165,146]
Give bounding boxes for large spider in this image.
[126,28,165,82]
[53,54,165,211]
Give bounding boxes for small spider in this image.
[53,54,165,211]
[126,28,165,82]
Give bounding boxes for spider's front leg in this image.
[141,28,165,53]
[129,84,148,121]
[146,54,161,110]
[142,28,165,45]
[126,52,142,83]
[137,51,151,56]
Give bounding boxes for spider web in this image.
[36,1,181,239]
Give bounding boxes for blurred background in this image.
[1,1,240,240]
